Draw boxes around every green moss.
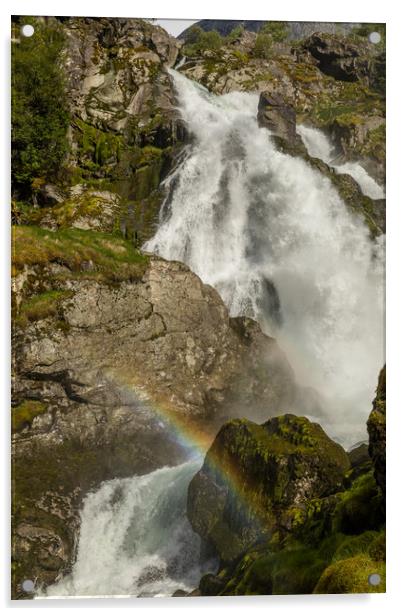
[12,225,149,282]
[12,400,48,432]
[74,118,124,169]
[16,290,73,328]
[223,545,327,595]
[28,191,119,232]
[332,471,384,534]
[314,555,385,593]
[138,145,163,167]
[332,530,380,562]
[368,530,386,562]
[359,123,385,162]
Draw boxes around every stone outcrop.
[25,17,187,245]
[367,365,386,495]
[299,33,373,82]
[187,414,350,562]
[257,92,301,147]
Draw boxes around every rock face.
[367,365,386,495]
[11,226,298,596]
[300,33,373,82]
[187,414,350,562]
[257,92,300,147]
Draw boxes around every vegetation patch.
[16,290,74,328]
[11,18,70,200]
[12,226,149,282]
[12,400,48,433]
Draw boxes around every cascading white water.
[145,70,385,447]
[297,124,385,200]
[43,459,216,598]
[42,71,385,600]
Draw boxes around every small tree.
[11,18,70,199]
[254,33,273,59]
[226,24,245,43]
[260,21,288,43]
[183,29,223,56]
[185,24,203,44]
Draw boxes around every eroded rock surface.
[12,245,298,596]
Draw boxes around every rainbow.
[107,368,276,532]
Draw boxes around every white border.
[2,1,401,614]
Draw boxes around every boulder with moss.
[187,414,350,563]
[367,365,386,495]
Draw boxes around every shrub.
[260,21,288,43]
[254,33,273,59]
[11,18,70,199]
[183,29,223,57]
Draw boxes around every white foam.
[42,459,215,598]
[145,70,385,448]
[297,124,385,200]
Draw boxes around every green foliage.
[260,21,288,42]
[185,25,204,45]
[253,33,273,59]
[314,555,385,593]
[226,25,245,42]
[183,29,224,57]
[11,18,70,197]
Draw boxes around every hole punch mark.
[369,32,381,44]
[368,573,381,586]
[21,24,35,38]
[22,579,35,593]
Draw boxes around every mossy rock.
[188,414,350,562]
[314,554,385,593]
[332,471,384,534]
[332,530,381,562]
[12,400,49,433]
[15,290,74,329]
[367,366,386,495]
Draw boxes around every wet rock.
[367,366,386,495]
[187,414,350,562]
[257,92,301,148]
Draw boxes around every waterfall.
[145,69,385,447]
[297,124,385,200]
[43,459,216,598]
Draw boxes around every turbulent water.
[297,124,385,200]
[145,69,385,447]
[44,459,215,598]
